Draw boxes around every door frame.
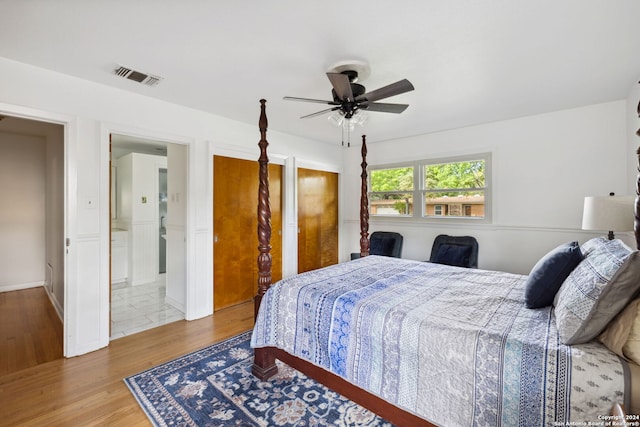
[0,101,76,356]
[101,123,198,326]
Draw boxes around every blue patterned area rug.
[125,331,393,426]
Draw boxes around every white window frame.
[369,152,492,223]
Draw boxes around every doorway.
[0,115,65,372]
[109,134,186,339]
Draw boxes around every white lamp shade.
[582,195,635,232]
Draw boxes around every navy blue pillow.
[432,244,472,267]
[524,241,584,309]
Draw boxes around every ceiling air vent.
[114,65,162,87]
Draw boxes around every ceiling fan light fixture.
[328,109,367,129]
[327,110,345,127]
[351,110,368,126]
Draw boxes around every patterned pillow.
[554,237,640,345]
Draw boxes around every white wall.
[0,56,341,357]
[342,100,636,274]
[166,143,187,310]
[0,132,46,290]
[45,125,65,317]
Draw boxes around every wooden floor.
[0,294,254,426]
[0,287,64,376]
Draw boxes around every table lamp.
[582,193,634,239]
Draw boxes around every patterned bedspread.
[251,255,629,426]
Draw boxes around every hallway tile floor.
[110,279,184,340]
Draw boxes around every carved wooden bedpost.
[255,99,272,319]
[252,99,278,380]
[359,135,370,257]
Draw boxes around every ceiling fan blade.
[283,96,336,105]
[355,79,414,103]
[326,72,355,101]
[300,107,340,119]
[360,102,409,114]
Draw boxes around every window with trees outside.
[369,153,490,221]
[369,166,414,216]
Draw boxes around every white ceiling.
[1,1,639,145]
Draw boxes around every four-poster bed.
[251,99,640,426]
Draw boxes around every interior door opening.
[109,134,187,339]
[0,114,64,373]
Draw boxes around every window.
[369,166,414,216]
[369,153,490,221]
[423,157,487,219]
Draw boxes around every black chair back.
[369,231,403,258]
[351,231,403,259]
[429,234,478,268]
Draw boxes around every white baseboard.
[131,277,156,286]
[0,281,44,293]
[165,295,185,312]
[44,285,64,322]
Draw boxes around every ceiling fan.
[284,69,415,120]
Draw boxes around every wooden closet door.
[213,156,282,311]
[297,168,338,273]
